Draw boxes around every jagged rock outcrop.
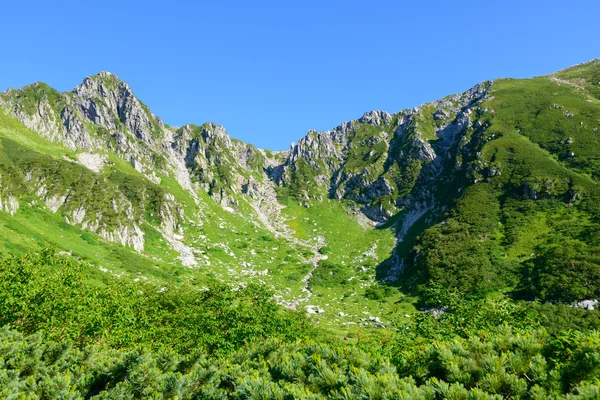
[0,71,491,266]
[276,82,491,224]
[0,74,262,254]
[358,110,392,126]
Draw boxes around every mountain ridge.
[0,59,598,328]
[5,56,599,151]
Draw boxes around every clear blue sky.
[1,1,599,150]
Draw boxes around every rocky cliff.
[0,73,285,259]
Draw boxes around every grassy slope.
[280,199,410,332]
[487,72,600,264]
[405,62,600,302]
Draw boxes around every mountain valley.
[1,59,600,398]
[1,61,600,330]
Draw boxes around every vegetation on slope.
[0,250,312,354]
[0,251,599,398]
[1,62,600,398]
[404,62,600,304]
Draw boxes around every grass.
[278,198,414,332]
[486,76,600,183]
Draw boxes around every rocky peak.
[291,129,346,168]
[199,122,232,147]
[277,80,493,223]
[73,71,131,101]
[173,122,235,166]
[72,71,163,143]
[358,110,392,126]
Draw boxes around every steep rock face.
[0,73,281,254]
[172,122,269,208]
[73,72,163,144]
[276,83,491,223]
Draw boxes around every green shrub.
[317,246,331,255]
[365,284,395,300]
[0,250,312,354]
[516,240,600,302]
[310,260,350,287]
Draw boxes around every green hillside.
[404,62,600,304]
[0,61,599,398]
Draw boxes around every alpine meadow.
[0,58,599,398]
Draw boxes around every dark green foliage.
[80,231,100,246]
[409,184,504,300]
[365,284,395,300]
[317,246,331,255]
[288,157,320,200]
[397,327,600,399]
[536,303,600,335]
[309,260,350,287]
[1,322,599,398]
[498,195,600,302]
[397,288,543,342]
[516,241,600,301]
[0,250,312,354]
[0,328,429,399]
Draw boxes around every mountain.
[0,60,599,328]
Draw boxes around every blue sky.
[1,1,599,150]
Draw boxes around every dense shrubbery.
[1,325,599,398]
[517,241,600,302]
[0,250,311,354]
[535,303,600,335]
[309,260,351,288]
[409,184,504,299]
[409,183,600,304]
[0,251,598,398]
[364,284,396,300]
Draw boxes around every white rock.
[573,300,599,310]
[76,152,106,172]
